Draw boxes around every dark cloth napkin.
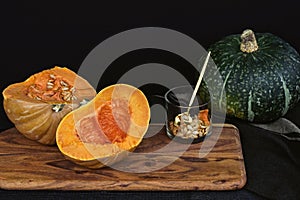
[230,101,300,200]
[230,119,300,200]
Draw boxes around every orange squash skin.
[56,84,151,169]
[3,66,96,145]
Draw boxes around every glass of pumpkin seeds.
[165,85,211,144]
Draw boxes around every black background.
[1,1,300,199]
[1,1,300,130]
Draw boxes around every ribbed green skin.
[208,32,300,123]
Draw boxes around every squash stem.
[240,29,258,53]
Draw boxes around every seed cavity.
[27,73,77,103]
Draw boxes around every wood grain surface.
[0,124,246,191]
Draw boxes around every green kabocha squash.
[208,29,300,123]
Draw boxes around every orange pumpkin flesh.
[2,66,96,145]
[56,84,150,169]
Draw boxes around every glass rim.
[164,84,210,109]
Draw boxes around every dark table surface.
[1,1,300,199]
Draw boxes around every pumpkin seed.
[60,80,68,86]
[169,110,210,140]
[27,93,33,98]
[49,74,56,79]
[63,93,71,101]
[61,91,70,96]
[192,131,198,135]
[65,96,71,101]
[62,87,69,91]
[70,87,75,93]
[34,96,41,100]
[46,85,53,89]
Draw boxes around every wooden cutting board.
[0,124,246,191]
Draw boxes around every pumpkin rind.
[56,84,151,169]
[208,30,300,123]
[3,66,96,145]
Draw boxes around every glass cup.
[164,85,211,144]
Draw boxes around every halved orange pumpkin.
[2,66,96,145]
[56,84,151,169]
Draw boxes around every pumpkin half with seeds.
[2,66,96,145]
[56,84,150,169]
